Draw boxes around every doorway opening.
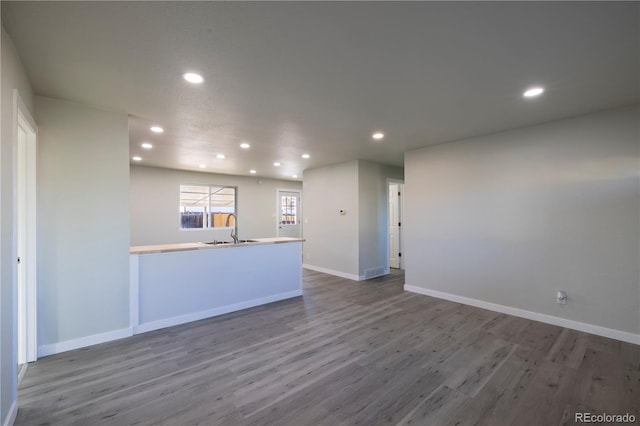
[388,180,404,270]
[15,90,38,380]
[277,189,302,238]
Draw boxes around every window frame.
[179,184,238,230]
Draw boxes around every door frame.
[13,90,38,367]
[276,188,302,238]
[387,178,404,270]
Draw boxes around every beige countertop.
[130,237,304,255]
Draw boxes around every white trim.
[37,328,133,358]
[3,400,18,426]
[13,91,36,130]
[303,264,363,281]
[404,285,640,345]
[134,289,302,334]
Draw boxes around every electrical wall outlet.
[557,290,567,304]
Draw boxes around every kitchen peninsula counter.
[130,237,304,334]
[130,237,304,255]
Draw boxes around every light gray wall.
[130,165,302,246]
[303,159,403,279]
[405,105,640,335]
[36,96,130,346]
[0,24,34,425]
[358,160,404,277]
[303,160,360,277]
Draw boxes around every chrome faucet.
[225,213,239,244]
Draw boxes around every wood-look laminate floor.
[16,269,640,426]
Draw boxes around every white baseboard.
[134,290,303,334]
[404,285,640,345]
[37,327,133,357]
[3,400,17,426]
[17,363,28,387]
[36,290,304,356]
[303,264,362,281]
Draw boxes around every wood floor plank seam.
[15,269,640,426]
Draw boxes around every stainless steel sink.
[200,239,255,245]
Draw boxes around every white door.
[15,91,38,367]
[17,125,28,366]
[389,184,400,268]
[277,190,301,238]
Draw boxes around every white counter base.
[130,241,303,334]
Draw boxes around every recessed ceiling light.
[150,126,164,133]
[372,132,384,140]
[301,153,310,159]
[240,143,251,149]
[273,162,281,167]
[183,72,204,84]
[141,143,153,149]
[523,87,544,98]
[292,174,298,178]
[216,154,226,159]
[249,169,257,174]
[199,164,206,168]
[132,156,142,162]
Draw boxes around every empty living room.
[1,1,638,425]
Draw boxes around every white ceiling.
[3,2,639,181]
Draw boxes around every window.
[179,184,236,229]
[280,195,297,225]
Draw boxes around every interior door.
[389,184,400,268]
[15,92,38,367]
[277,190,301,238]
[17,125,28,366]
